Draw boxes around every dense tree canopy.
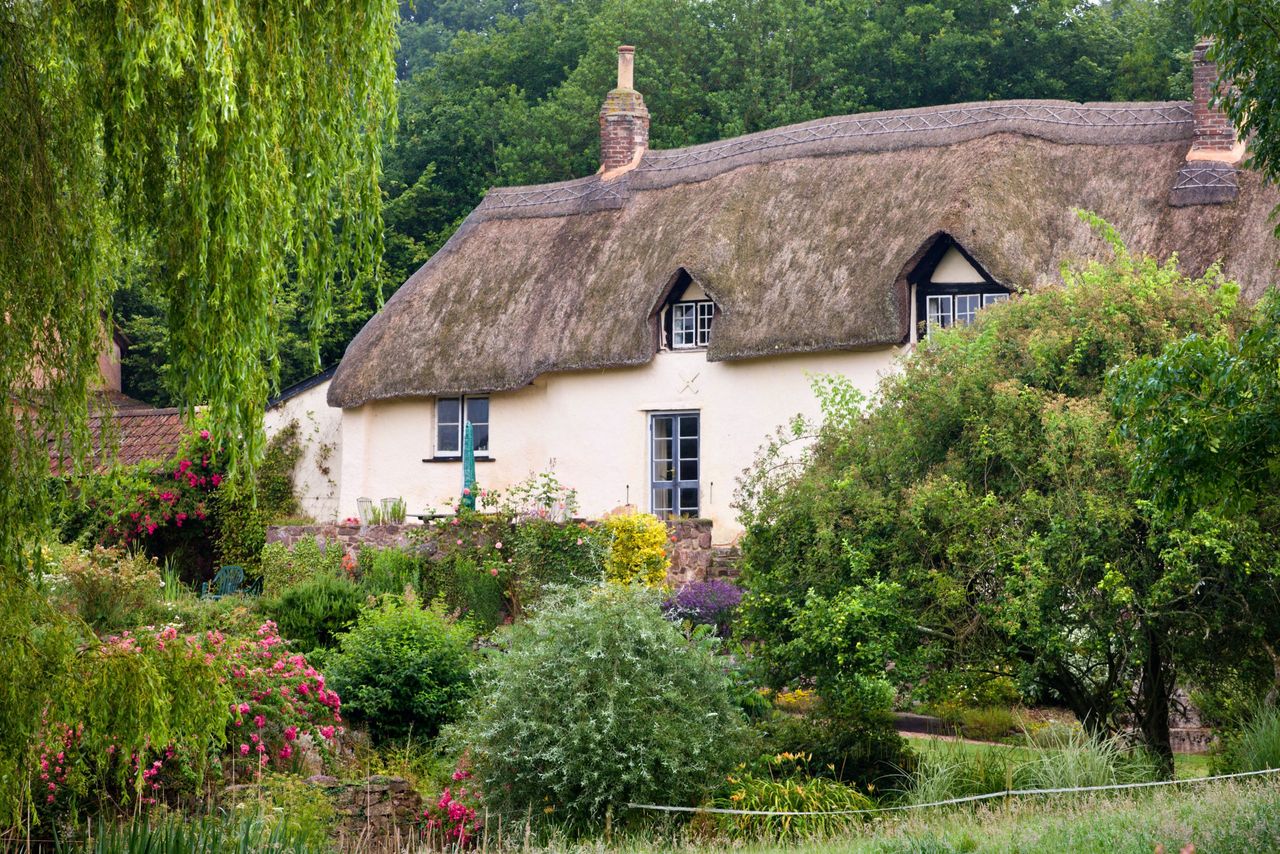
[116,0,1197,404]
[734,218,1272,772]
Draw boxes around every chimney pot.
[617,45,635,90]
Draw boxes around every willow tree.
[0,2,397,561]
[0,1,396,825]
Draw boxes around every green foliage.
[758,680,913,787]
[360,546,422,596]
[211,491,266,573]
[262,573,364,653]
[67,810,326,854]
[954,706,1019,742]
[601,512,671,587]
[455,583,747,828]
[907,730,1155,805]
[1214,705,1280,774]
[257,540,346,597]
[717,753,873,840]
[46,545,162,632]
[736,224,1248,769]
[325,597,476,744]
[257,421,304,522]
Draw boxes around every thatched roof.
[328,99,1280,408]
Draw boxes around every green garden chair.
[201,565,245,599]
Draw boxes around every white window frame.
[983,293,1009,307]
[668,300,715,350]
[435,395,490,458]
[925,295,953,337]
[955,293,982,327]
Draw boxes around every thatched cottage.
[294,42,1280,540]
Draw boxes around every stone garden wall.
[266,518,740,585]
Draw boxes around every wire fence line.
[626,766,1280,817]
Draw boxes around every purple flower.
[662,580,743,635]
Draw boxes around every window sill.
[422,456,495,463]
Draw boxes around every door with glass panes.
[650,412,699,519]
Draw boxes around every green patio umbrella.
[461,420,477,511]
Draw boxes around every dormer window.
[660,269,717,350]
[909,235,1011,340]
[672,301,714,348]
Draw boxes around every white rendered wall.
[931,247,985,283]
[337,347,904,542]
[265,380,343,522]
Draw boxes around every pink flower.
[576,538,584,545]
[450,518,460,526]
[199,429,210,440]
[280,745,293,760]
[463,487,471,496]
[490,567,499,576]
[254,715,266,728]
[283,726,298,742]
[494,541,502,550]
[456,539,463,545]
[211,474,222,487]
[320,725,335,740]
[240,744,250,756]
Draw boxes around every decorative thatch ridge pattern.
[1170,161,1240,206]
[328,100,1280,409]
[477,100,1193,220]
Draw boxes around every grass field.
[550,778,1280,853]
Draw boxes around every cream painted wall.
[931,246,985,283]
[336,347,904,542]
[265,379,343,522]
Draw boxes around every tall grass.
[58,813,321,853]
[1014,727,1156,790]
[1216,704,1280,773]
[906,729,1156,805]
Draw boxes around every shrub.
[360,546,422,597]
[262,573,364,652]
[956,706,1019,741]
[325,598,475,744]
[257,539,346,597]
[457,584,747,828]
[224,622,343,774]
[717,753,872,840]
[49,545,162,631]
[905,741,1017,805]
[506,519,606,608]
[601,512,670,586]
[212,489,265,573]
[759,674,913,788]
[664,579,742,635]
[1214,704,1280,774]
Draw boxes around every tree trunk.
[1138,627,1174,778]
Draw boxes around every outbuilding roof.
[328,99,1280,408]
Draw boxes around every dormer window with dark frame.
[660,269,717,350]
[909,235,1011,340]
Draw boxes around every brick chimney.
[1188,38,1242,163]
[599,46,649,174]
[1169,38,1242,206]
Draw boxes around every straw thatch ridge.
[327,102,1280,409]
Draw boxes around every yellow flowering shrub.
[601,512,670,587]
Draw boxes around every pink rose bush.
[226,621,344,774]
[420,761,483,848]
[29,621,342,822]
